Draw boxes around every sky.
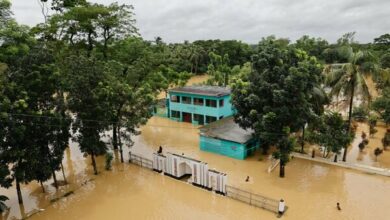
[10,0,390,44]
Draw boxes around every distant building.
[199,117,259,160]
[167,86,234,125]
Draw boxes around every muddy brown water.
[2,75,390,220]
[1,116,390,220]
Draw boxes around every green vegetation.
[231,37,323,177]
[0,0,389,208]
[308,112,353,162]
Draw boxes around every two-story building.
[167,86,234,125]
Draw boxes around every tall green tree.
[206,52,232,86]
[308,112,353,162]
[61,55,110,175]
[231,38,323,177]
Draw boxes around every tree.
[380,53,390,69]
[206,52,233,86]
[0,0,11,28]
[308,112,353,162]
[373,33,390,51]
[295,35,329,60]
[61,55,110,175]
[231,38,323,177]
[372,87,390,125]
[325,47,377,161]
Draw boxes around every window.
[219,99,224,107]
[206,116,217,123]
[193,98,204,106]
[182,96,191,104]
[205,99,217,107]
[171,95,180,103]
[194,114,203,121]
[171,110,180,118]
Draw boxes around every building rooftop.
[200,117,253,144]
[169,86,231,97]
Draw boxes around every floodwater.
[2,75,390,220]
[346,122,390,168]
[1,116,389,220]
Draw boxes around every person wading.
[337,202,342,211]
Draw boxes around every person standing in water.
[245,176,250,182]
[337,202,341,211]
[157,146,163,154]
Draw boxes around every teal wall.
[200,135,258,160]
[168,91,234,125]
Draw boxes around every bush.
[353,108,368,121]
[105,152,113,171]
[374,147,383,161]
[352,106,368,121]
[383,129,390,150]
[358,142,365,152]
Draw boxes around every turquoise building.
[167,86,234,125]
[199,117,259,160]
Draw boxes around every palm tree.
[325,46,377,161]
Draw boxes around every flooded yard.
[1,116,390,220]
[1,75,390,220]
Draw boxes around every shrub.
[105,152,114,171]
[352,106,368,121]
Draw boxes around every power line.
[2,112,293,135]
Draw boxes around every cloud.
[10,0,390,43]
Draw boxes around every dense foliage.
[231,37,324,177]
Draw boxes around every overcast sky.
[10,0,390,44]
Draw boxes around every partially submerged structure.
[199,117,258,160]
[152,152,227,195]
[166,86,234,125]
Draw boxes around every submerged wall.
[200,136,258,160]
[153,152,227,195]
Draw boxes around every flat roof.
[200,117,254,144]
[169,86,231,97]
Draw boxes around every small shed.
[199,117,258,160]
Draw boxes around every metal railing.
[129,152,153,170]
[226,185,281,213]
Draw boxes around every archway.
[178,161,192,181]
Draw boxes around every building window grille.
[219,99,224,107]
[206,99,217,107]
[193,98,204,106]
[182,96,191,104]
[171,95,180,103]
